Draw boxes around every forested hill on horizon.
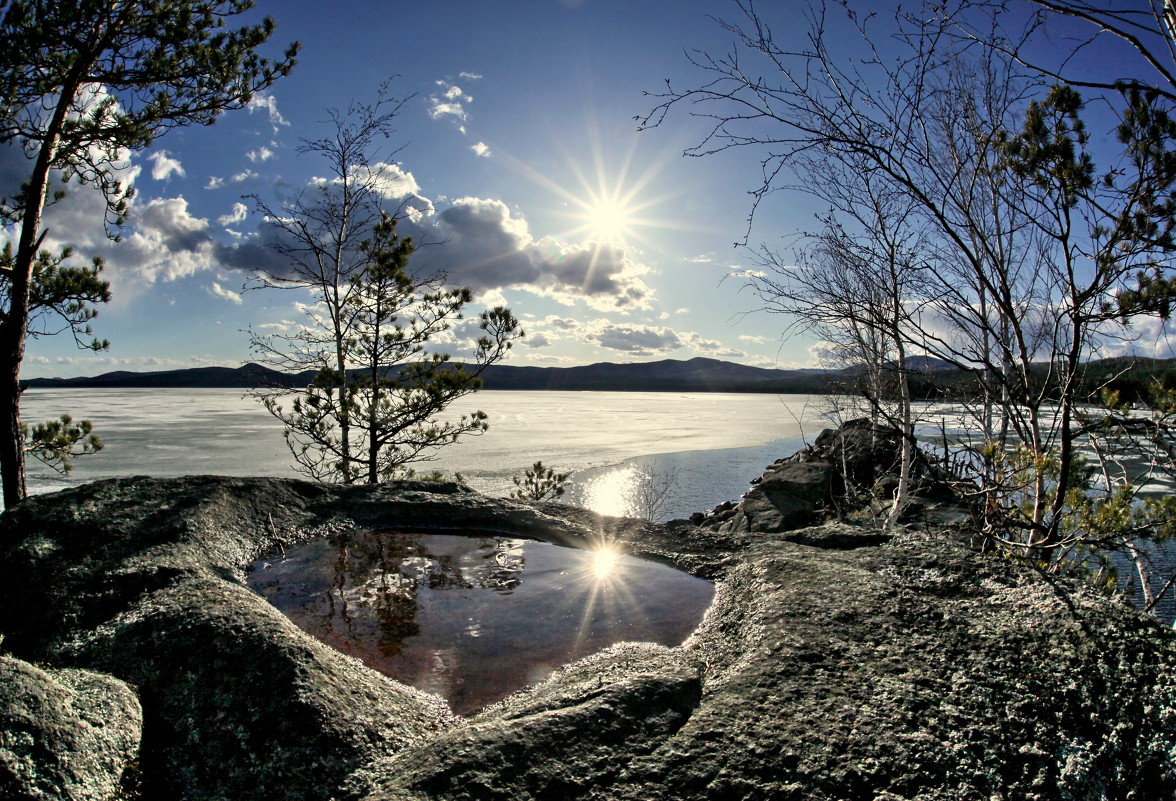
[21,355,1176,400]
[23,357,836,394]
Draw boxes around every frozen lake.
[21,388,828,520]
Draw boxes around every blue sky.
[19,0,820,379]
[14,0,1171,379]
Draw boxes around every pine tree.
[261,213,523,483]
[0,0,298,507]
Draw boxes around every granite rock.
[0,655,141,801]
[0,467,1172,800]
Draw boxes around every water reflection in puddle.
[246,531,714,714]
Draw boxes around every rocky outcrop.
[0,467,1174,800]
[0,655,141,801]
[698,418,905,534]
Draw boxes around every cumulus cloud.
[352,162,420,199]
[206,169,258,190]
[459,71,483,80]
[401,197,654,311]
[247,146,274,163]
[429,101,467,121]
[590,323,681,354]
[148,150,184,180]
[117,196,219,282]
[247,92,289,128]
[515,315,741,360]
[478,288,508,308]
[576,324,741,358]
[429,81,472,123]
[217,202,248,226]
[1101,317,1176,359]
[209,281,242,304]
[681,330,744,359]
[71,162,652,314]
[471,142,491,158]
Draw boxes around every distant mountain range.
[26,353,1165,397]
[22,357,841,394]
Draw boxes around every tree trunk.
[0,106,65,507]
[0,341,26,509]
[885,296,913,532]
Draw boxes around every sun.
[581,194,634,245]
[498,133,681,250]
[589,546,621,581]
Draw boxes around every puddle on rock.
[246,530,714,714]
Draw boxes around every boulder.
[0,470,1173,801]
[0,655,141,801]
[706,419,905,534]
[723,460,839,533]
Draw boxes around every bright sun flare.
[583,196,633,244]
[590,547,621,580]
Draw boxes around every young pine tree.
[263,213,522,483]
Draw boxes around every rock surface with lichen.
[0,428,1174,800]
[0,655,141,801]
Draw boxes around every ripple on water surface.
[246,531,715,714]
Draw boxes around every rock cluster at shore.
[2,424,1175,800]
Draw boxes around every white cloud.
[351,162,420,199]
[590,323,682,353]
[478,288,508,308]
[400,197,655,311]
[148,150,185,180]
[471,142,491,158]
[209,281,243,304]
[684,254,713,264]
[682,331,744,358]
[429,102,467,122]
[459,71,483,80]
[429,81,472,123]
[206,171,652,313]
[1101,317,1176,359]
[207,170,257,189]
[247,146,274,163]
[515,316,740,360]
[739,334,769,344]
[117,196,218,283]
[247,92,288,128]
[217,202,248,226]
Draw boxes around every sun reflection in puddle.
[247,531,714,714]
[589,546,621,580]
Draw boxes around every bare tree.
[749,163,929,529]
[952,1,1176,104]
[642,0,1176,559]
[246,85,411,480]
